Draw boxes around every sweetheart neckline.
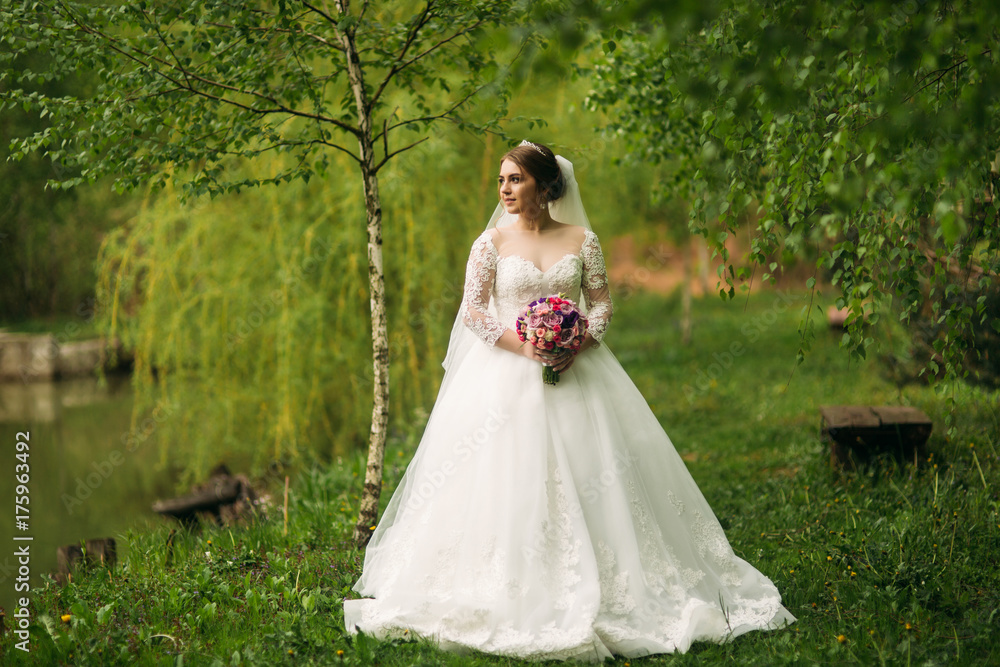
[496,252,581,274]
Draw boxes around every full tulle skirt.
[344,341,795,662]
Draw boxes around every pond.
[0,375,178,617]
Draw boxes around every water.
[0,375,177,617]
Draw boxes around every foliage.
[95,144,470,479]
[588,0,1000,386]
[0,0,525,196]
[0,48,133,322]
[0,0,535,523]
[5,291,998,665]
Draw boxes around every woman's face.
[498,159,542,218]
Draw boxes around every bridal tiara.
[519,139,546,155]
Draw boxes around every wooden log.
[56,544,85,577]
[153,464,263,527]
[85,538,117,567]
[152,477,241,522]
[821,405,933,469]
[55,537,117,585]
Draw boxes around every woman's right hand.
[520,342,546,364]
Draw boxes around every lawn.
[4,289,998,665]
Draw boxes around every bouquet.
[515,294,588,385]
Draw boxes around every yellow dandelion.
[905,622,913,630]
[837,634,847,643]
[827,556,833,561]
[337,650,345,657]
[60,614,72,623]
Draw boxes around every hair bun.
[546,169,566,203]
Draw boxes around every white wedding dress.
[344,228,795,662]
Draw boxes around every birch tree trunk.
[681,239,692,346]
[336,1,389,548]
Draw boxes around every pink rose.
[527,313,544,328]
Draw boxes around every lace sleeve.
[581,229,613,344]
[460,232,506,348]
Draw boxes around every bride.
[343,141,795,661]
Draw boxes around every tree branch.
[853,49,992,132]
[53,0,361,136]
[372,136,429,173]
[369,1,435,107]
[371,14,490,109]
[203,21,345,53]
[300,0,341,29]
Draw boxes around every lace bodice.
[460,228,613,348]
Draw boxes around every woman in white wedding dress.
[344,141,795,662]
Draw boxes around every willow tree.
[589,0,1000,385]
[1,0,528,546]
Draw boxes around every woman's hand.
[537,347,576,373]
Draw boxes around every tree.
[0,48,131,322]
[1,0,530,546]
[589,0,1000,385]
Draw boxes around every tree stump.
[820,405,932,469]
[55,537,117,585]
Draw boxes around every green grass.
[4,290,998,665]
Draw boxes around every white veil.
[440,146,593,379]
